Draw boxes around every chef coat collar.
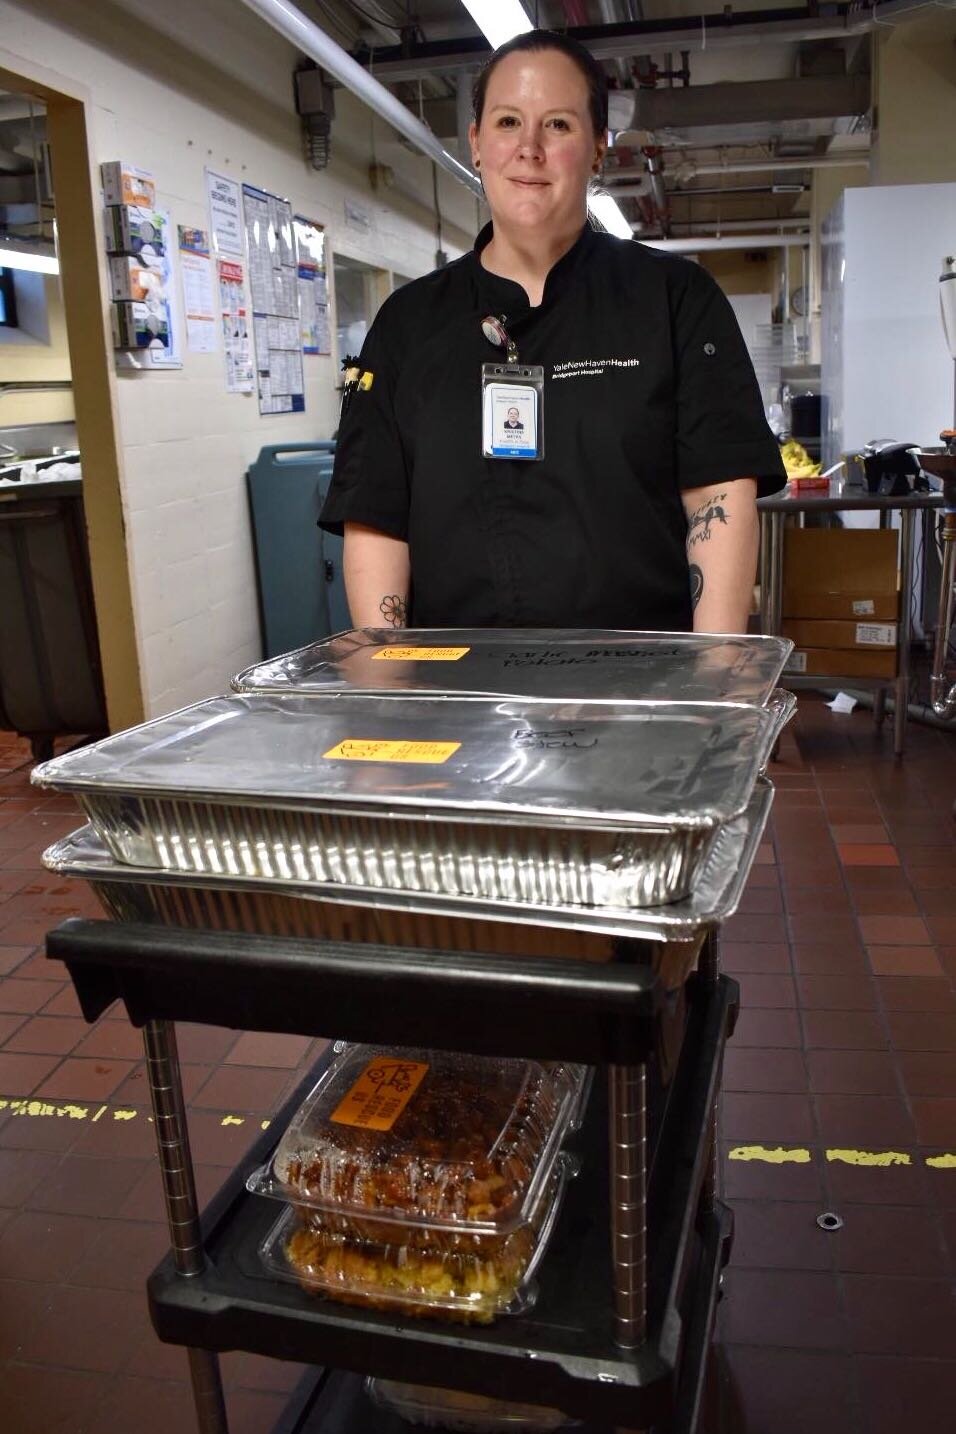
[469,219,598,318]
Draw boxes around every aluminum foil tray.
[233,627,793,705]
[33,694,789,908]
[42,779,773,949]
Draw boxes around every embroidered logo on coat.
[552,358,640,380]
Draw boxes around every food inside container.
[260,1155,571,1324]
[248,1045,577,1250]
[366,1376,580,1431]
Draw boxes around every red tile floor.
[1,698,955,1433]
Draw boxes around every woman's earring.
[474,158,480,168]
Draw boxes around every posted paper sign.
[178,226,217,354]
[206,169,243,256]
[218,259,254,392]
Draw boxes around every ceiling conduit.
[235,0,482,197]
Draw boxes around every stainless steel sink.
[0,421,78,462]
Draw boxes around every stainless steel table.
[758,480,944,757]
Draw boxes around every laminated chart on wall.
[243,183,306,414]
[294,215,331,356]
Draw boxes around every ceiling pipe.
[607,152,870,181]
[669,182,809,197]
[681,153,870,178]
[235,0,481,196]
[668,217,812,231]
[641,234,811,251]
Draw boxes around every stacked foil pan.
[36,629,794,954]
[233,627,791,705]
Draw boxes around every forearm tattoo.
[379,594,407,627]
[689,564,703,609]
[687,492,729,547]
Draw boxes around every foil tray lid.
[233,628,794,706]
[32,693,783,830]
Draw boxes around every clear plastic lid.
[259,1155,571,1325]
[248,1045,577,1243]
[366,1377,580,1431]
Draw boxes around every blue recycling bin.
[246,442,350,659]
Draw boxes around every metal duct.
[362,2,947,81]
[235,0,481,196]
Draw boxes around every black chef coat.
[320,221,786,630]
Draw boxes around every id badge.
[481,362,544,461]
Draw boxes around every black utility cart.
[46,919,735,1434]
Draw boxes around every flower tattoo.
[380,594,407,628]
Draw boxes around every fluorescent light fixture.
[0,237,59,275]
[588,191,633,240]
[460,0,533,49]
[460,3,634,241]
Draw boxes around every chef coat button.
[704,342,716,356]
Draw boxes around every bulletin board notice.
[242,182,305,414]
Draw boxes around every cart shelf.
[46,919,735,1433]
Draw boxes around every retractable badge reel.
[480,315,544,461]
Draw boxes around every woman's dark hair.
[472,29,608,139]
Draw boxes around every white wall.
[1,0,479,717]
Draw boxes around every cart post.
[697,930,721,1214]
[609,1062,648,1349]
[143,1018,230,1434]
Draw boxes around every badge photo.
[483,382,539,459]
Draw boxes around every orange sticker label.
[330,1058,430,1131]
[372,647,470,662]
[322,739,460,764]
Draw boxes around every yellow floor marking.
[728,1145,811,1163]
[4,1098,949,1170]
[826,1149,911,1167]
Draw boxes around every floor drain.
[817,1211,844,1231]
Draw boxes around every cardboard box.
[785,647,897,680]
[100,161,155,208]
[108,255,164,302]
[782,619,898,651]
[783,529,899,621]
[105,204,167,256]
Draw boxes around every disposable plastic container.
[366,1377,580,1431]
[259,1155,571,1324]
[248,1045,578,1251]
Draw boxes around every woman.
[320,29,785,635]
